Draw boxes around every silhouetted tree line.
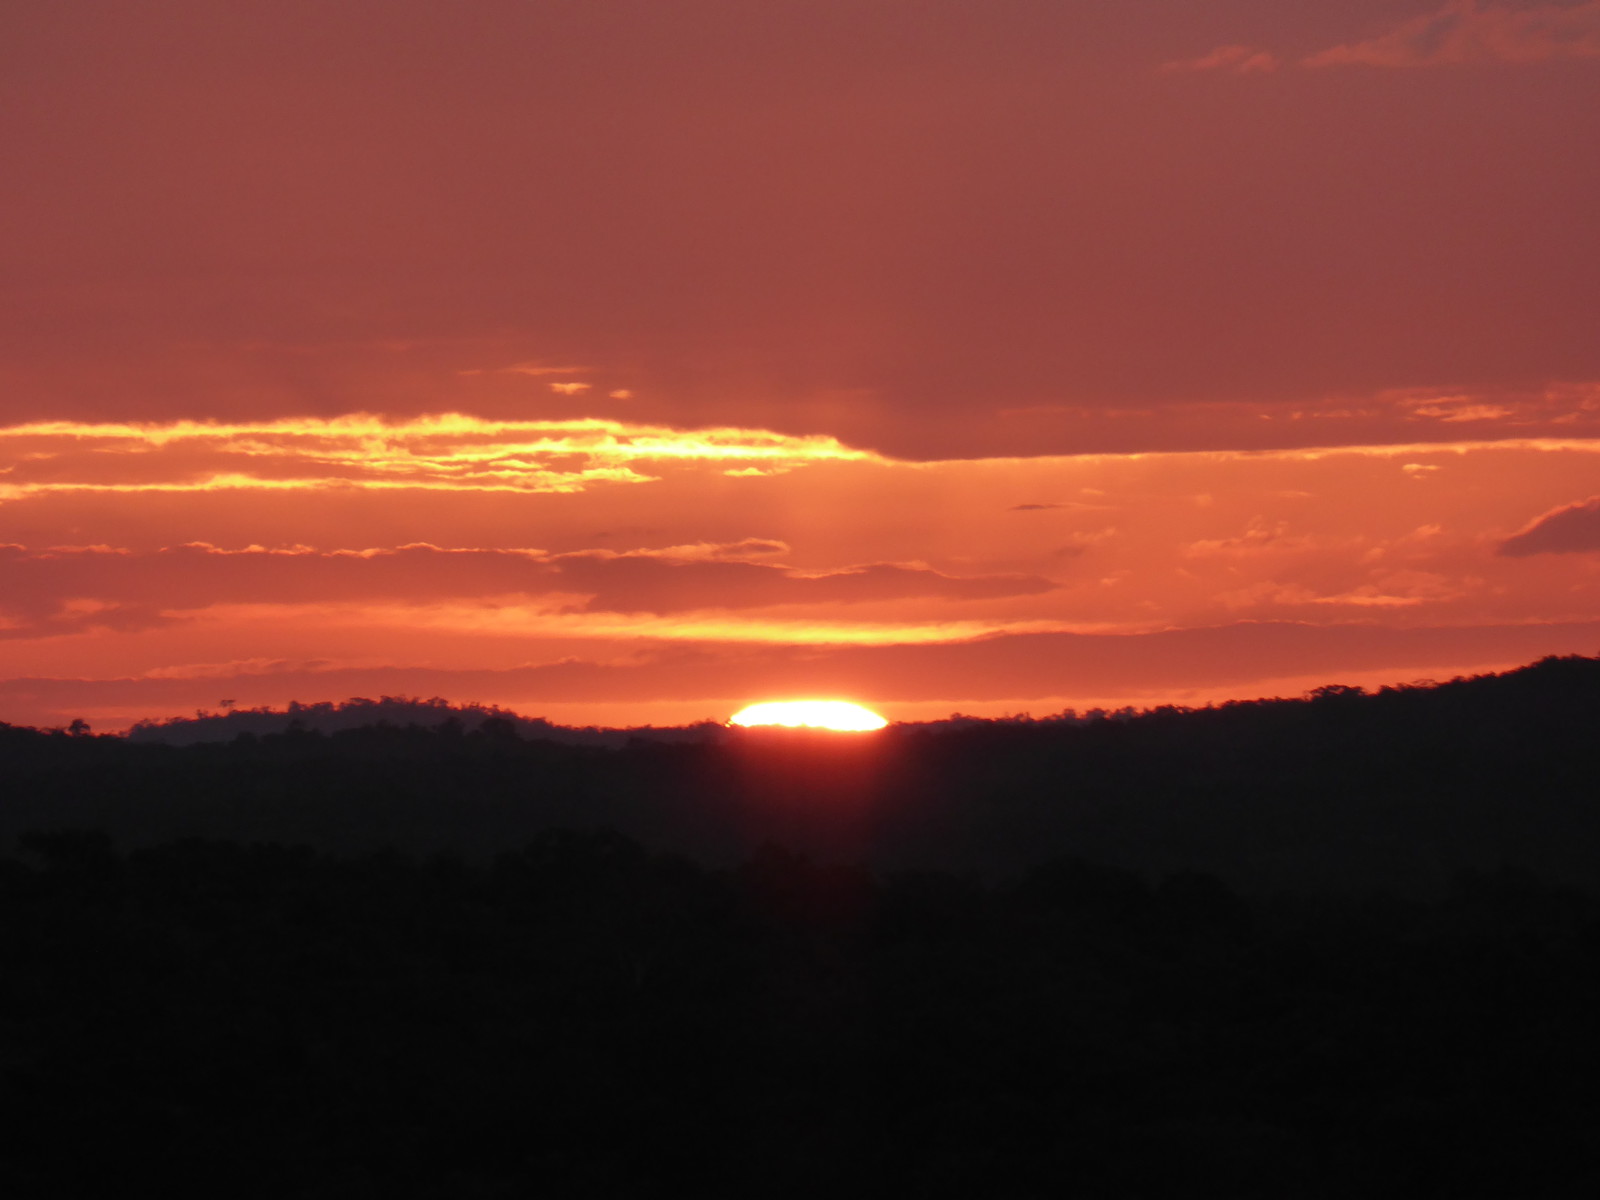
[125,695,714,749]
[2,830,1599,1197]
[8,654,1600,891]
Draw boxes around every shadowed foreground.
[3,831,1599,1198]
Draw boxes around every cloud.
[476,363,595,377]
[1411,404,1516,423]
[0,414,884,500]
[551,555,1056,615]
[624,539,790,561]
[1305,1,1600,68]
[1215,572,1463,611]
[7,4,1600,464]
[1185,520,1316,558]
[1161,44,1280,74]
[1401,392,1519,423]
[1169,4,1600,77]
[0,541,1056,638]
[1498,496,1600,555]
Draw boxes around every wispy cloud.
[1306,0,1600,68]
[1161,44,1280,74]
[1170,3,1600,75]
[457,362,595,377]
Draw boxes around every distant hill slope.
[125,695,722,748]
[6,654,1600,893]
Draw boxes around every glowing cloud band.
[0,414,885,499]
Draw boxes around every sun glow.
[728,700,889,731]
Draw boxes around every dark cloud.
[559,556,1054,613]
[2,1,1597,456]
[1008,503,1061,511]
[1498,497,1600,556]
[0,542,1054,636]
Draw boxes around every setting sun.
[729,700,889,731]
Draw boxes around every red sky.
[4,1,1600,730]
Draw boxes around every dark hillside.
[5,654,1600,892]
[124,695,713,748]
[6,658,1600,1195]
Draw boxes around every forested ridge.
[7,654,1600,889]
[5,656,1600,1195]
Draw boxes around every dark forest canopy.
[6,825,1599,1199]
[6,654,1600,893]
[7,657,1600,1195]
[123,694,722,749]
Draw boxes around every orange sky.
[4,2,1600,731]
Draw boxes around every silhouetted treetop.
[5,654,1600,892]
